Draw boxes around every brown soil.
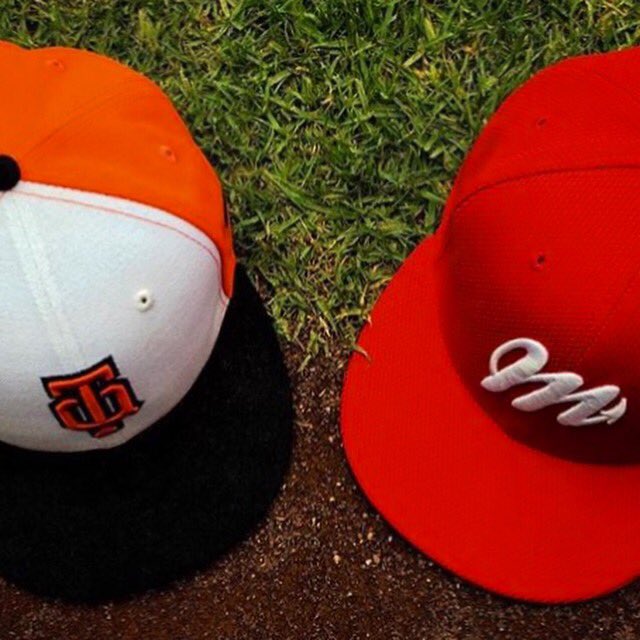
[1,345,640,640]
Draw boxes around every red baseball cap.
[341,47,640,603]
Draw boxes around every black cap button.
[0,155,21,191]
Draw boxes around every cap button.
[0,155,21,191]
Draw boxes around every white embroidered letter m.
[481,338,627,427]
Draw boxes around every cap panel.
[0,182,227,452]
[443,47,640,223]
[0,42,143,158]
[437,168,640,463]
[0,42,235,296]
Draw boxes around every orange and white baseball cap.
[0,41,292,600]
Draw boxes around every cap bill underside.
[0,266,293,602]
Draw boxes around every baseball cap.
[0,41,292,600]
[341,47,640,603]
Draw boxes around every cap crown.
[0,41,234,293]
[434,47,640,464]
[0,43,234,452]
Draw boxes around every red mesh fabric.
[342,47,640,601]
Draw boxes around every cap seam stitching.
[445,62,640,222]
[14,187,222,270]
[571,256,640,373]
[587,66,640,110]
[18,77,147,164]
[2,195,86,369]
[444,163,640,254]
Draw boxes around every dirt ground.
[2,345,640,640]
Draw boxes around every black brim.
[0,266,293,602]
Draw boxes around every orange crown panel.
[0,41,235,295]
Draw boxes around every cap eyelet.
[532,253,547,271]
[135,289,154,312]
[160,145,177,162]
[46,59,65,71]
[535,117,548,128]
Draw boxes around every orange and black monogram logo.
[42,356,143,439]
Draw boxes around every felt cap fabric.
[341,46,640,603]
[0,42,292,600]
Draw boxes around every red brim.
[342,236,640,603]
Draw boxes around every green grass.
[2,0,640,359]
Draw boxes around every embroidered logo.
[42,356,143,439]
[481,338,627,427]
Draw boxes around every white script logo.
[481,338,626,426]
